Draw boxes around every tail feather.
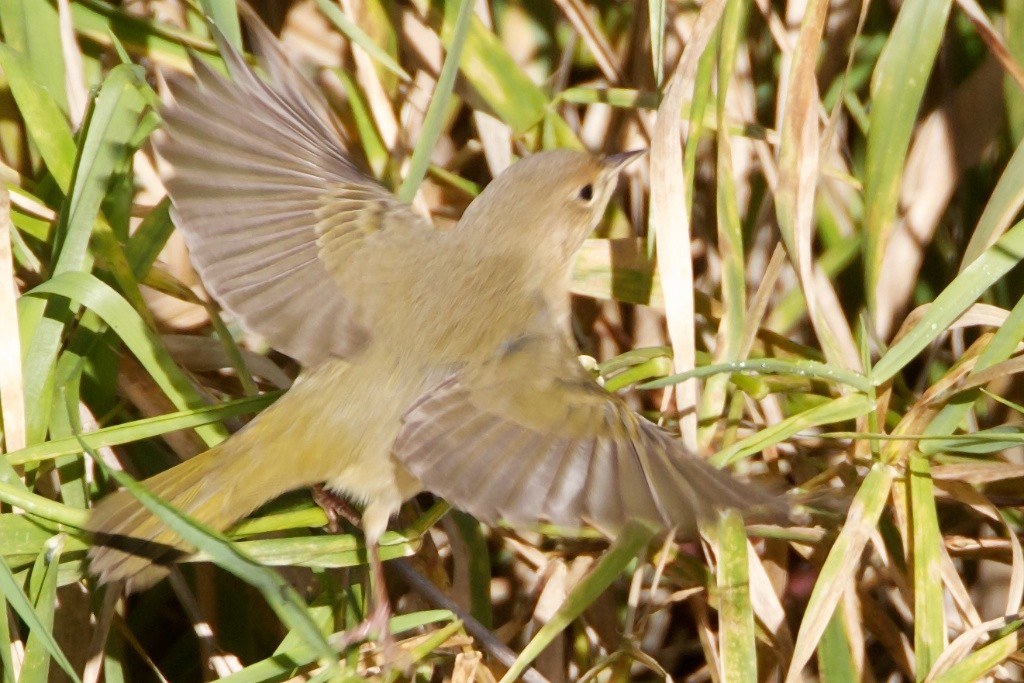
[88,447,222,589]
[87,426,322,590]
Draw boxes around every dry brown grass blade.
[932,464,1024,484]
[956,0,1024,91]
[924,611,1024,682]
[776,0,861,372]
[944,480,1024,617]
[939,543,983,631]
[746,538,794,662]
[552,0,621,82]
[338,0,400,150]
[56,0,87,127]
[738,244,785,358]
[649,0,728,448]
[889,302,1015,349]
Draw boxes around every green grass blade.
[0,551,79,682]
[397,0,473,202]
[0,42,75,189]
[1008,1,1024,140]
[871,218,1024,384]
[648,0,665,87]
[711,393,874,467]
[818,608,858,683]
[862,0,953,306]
[314,0,410,81]
[918,278,1024,455]
[643,357,873,394]
[431,0,553,135]
[960,134,1024,269]
[5,392,277,466]
[24,271,227,445]
[716,510,756,682]
[451,510,493,628]
[698,0,748,449]
[71,0,215,70]
[0,481,88,528]
[0,589,13,682]
[19,536,65,683]
[909,453,945,679]
[0,0,67,113]
[89,454,338,673]
[197,0,241,49]
[19,62,150,444]
[929,622,1024,683]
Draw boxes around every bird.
[87,9,780,627]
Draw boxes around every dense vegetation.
[0,0,1022,681]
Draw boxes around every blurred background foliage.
[0,0,1023,681]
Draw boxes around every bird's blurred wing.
[156,14,435,365]
[394,333,781,537]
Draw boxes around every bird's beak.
[604,149,646,171]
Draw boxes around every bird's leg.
[366,541,393,643]
[311,488,398,658]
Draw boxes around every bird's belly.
[277,357,427,510]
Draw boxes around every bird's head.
[459,149,644,262]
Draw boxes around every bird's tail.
[87,413,321,590]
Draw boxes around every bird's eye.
[578,184,594,202]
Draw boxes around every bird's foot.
[310,484,361,533]
[328,599,410,674]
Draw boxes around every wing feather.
[394,332,785,537]
[156,14,436,365]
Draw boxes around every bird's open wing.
[394,333,783,537]
[156,14,434,365]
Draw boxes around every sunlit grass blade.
[71,0,215,70]
[431,0,556,136]
[710,393,874,467]
[785,464,894,682]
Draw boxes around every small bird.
[88,12,779,611]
